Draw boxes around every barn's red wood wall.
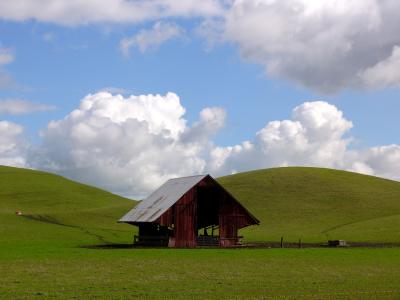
[141,175,259,248]
[219,194,255,247]
[174,187,197,248]
[157,206,173,226]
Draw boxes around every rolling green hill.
[0,165,136,249]
[219,167,400,243]
[2,165,400,247]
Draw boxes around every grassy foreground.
[1,248,400,299]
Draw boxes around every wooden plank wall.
[174,187,197,247]
[157,206,173,226]
[153,177,257,248]
[219,195,254,247]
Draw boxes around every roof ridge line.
[167,174,208,180]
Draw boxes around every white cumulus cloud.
[0,120,26,167]
[31,91,225,198]
[350,145,400,180]
[208,101,400,183]
[218,0,400,93]
[0,91,396,198]
[209,101,353,174]
[120,21,183,57]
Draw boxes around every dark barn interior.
[119,175,259,248]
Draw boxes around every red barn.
[119,174,259,248]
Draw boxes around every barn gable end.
[119,174,259,248]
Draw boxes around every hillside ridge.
[218,167,400,242]
[2,165,400,244]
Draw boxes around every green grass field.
[1,248,400,299]
[1,165,400,299]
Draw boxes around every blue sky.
[1,1,400,197]
[2,19,399,147]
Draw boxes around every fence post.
[280,236,284,248]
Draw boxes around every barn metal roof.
[119,175,207,223]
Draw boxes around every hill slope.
[0,166,136,249]
[2,165,400,246]
[219,167,400,243]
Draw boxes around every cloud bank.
[2,1,400,93]
[209,101,353,174]
[219,0,400,93]
[0,120,26,167]
[30,92,224,197]
[0,91,398,198]
[0,0,222,25]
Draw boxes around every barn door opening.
[196,184,220,246]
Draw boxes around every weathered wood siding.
[174,187,197,248]
[157,206,173,226]
[219,195,254,247]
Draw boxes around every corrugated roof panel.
[119,175,207,223]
